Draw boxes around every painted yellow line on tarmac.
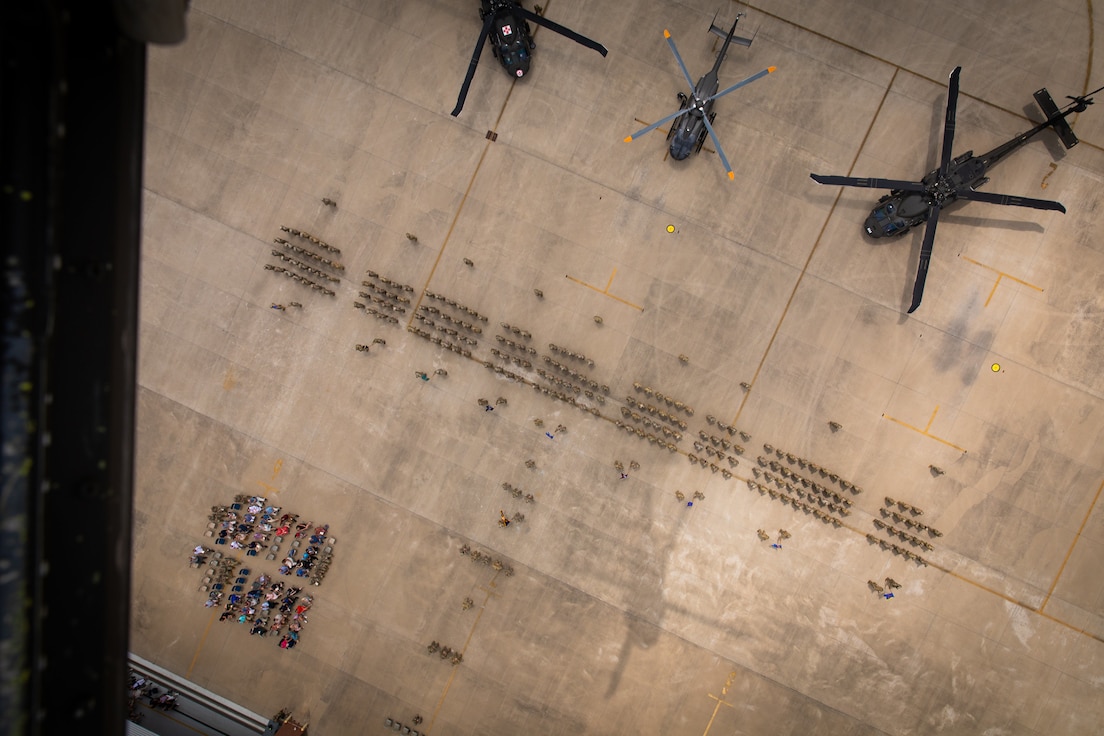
[881,406,967,454]
[564,270,644,312]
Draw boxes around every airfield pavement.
[131,0,1104,734]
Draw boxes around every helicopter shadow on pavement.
[882,204,1046,320]
[600,490,688,700]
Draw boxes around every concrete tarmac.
[133,1,1104,734]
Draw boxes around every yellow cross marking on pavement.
[701,671,738,735]
[565,268,644,311]
[882,405,967,453]
[959,254,1043,307]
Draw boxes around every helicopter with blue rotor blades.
[624,13,776,180]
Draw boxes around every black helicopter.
[625,14,775,179]
[451,0,607,117]
[811,67,1102,312]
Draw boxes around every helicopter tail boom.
[707,15,754,48]
[1033,88,1079,149]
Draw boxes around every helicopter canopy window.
[502,47,528,68]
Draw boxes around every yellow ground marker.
[726,68,900,431]
[425,573,503,733]
[257,459,284,495]
[1040,476,1104,614]
[701,671,738,735]
[830,516,1104,644]
[565,268,644,311]
[959,254,1043,307]
[881,405,967,453]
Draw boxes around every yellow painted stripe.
[1041,475,1104,612]
[564,273,645,311]
[425,573,501,732]
[881,412,968,453]
[730,68,900,425]
[185,608,219,679]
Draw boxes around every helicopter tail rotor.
[1064,83,1104,112]
[1034,88,1080,148]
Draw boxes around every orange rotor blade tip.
[624,136,633,143]
[768,66,777,73]
[663,29,671,38]
[727,171,735,180]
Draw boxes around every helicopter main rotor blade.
[664,30,698,90]
[624,107,693,143]
[955,189,1066,213]
[907,204,940,314]
[939,66,962,175]
[515,6,608,57]
[451,13,495,117]
[701,112,734,180]
[809,174,928,192]
[702,66,776,105]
